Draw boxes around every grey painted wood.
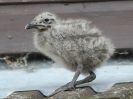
[0,0,129,5]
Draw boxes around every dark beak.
[25,24,36,29]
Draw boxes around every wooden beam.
[0,0,130,5]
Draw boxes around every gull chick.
[25,12,114,96]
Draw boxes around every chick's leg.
[47,63,83,97]
[75,71,96,86]
[47,71,95,97]
[63,71,96,89]
[58,71,96,91]
[66,63,83,90]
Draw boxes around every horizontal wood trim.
[0,0,130,5]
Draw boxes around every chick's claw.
[54,82,76,93]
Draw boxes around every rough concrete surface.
[5,82,133,99]
[94,82,133,99]
[5,90,45,99]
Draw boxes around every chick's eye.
[44,18,49,22]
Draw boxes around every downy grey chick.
[25,12,114,96]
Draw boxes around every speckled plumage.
[31,12,114,74]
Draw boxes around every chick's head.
[25,12,57,31]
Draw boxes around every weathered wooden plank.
[0,1,133,53]
[0,0,129,5]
